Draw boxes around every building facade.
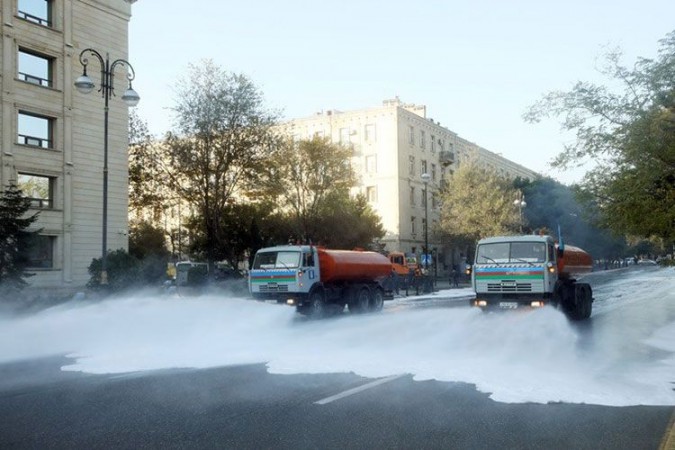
[287,98,539,274]
[0,0,135,292]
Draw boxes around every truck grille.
[487,282,532,293]
[259,284,288,292]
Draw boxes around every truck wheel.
[348,287,370,314]
[565,283,591,321]
[579,283,593,320]
[307,288,326,319]
[369,288,384,312]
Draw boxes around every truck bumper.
[251,292,307,305]
[472,293,554,310]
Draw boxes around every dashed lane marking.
[314,375,405,405]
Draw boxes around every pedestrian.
[451,266,459,288]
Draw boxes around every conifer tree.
[0,184,40,294]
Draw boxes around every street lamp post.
[421,173,431,273]
[513,191,527,233]
[74,49,139,285]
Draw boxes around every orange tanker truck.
[467,234,594,320]
[249,245,394,317]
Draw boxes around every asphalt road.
[1,355,673,449]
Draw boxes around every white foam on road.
[1,269,674,406]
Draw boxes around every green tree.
[524,30,675,242]
[129,221,169,259]
[157,60,279,272]
[128,110,167,221]
[0,184,40,295]
[257,136,357,242]
[185,201,278,270]
[315,193,385,249]
[439,159,520,246]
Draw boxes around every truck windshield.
[476,242,547,264]
[253,251,301,269]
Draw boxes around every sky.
[1,267,674,406]
[128,1,675,185]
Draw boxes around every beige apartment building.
[287,98,539,274]
[0,0,136,293]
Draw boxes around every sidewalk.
[392,277,475,304]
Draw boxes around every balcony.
[439,151,454,167]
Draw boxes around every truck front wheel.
[301,288,326,319]
[560,282,592,321]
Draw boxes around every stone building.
[0,0,136,293]
[286,98,539,274]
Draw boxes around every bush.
[87,249,168,293]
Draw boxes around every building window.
[18,48,53,87]
[18,111,53,148]
[408,125,414,145]
[410,186,415,205]
[432,193,438,209]
[431,163,437,181]
[411,216,416,235]
[18,173,55,208]
[409,156,415,176]
[365,155,377,173]
[366,186,378,202]
[421,159,428,176]
[420,130,426,149]
[26,235,55,269]
[431,135,436,152]
[364,124,376,141]
[339,127,350,144]
[422,188,427,208]
[18,0,52,27]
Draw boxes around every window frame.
[366,186,378,202]
[17,0,53,27]
[17,172,56,209]
[365,154,377,173]
[18,47,54,88]
[339,127,350,144]
[18,110,54,149]
[364,123,376,142]
[26,235,56,269]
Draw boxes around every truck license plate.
[499,302,518,309]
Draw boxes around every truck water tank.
[318,249,392,283]
[557,245,593,276]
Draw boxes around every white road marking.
[314,375,405,405]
